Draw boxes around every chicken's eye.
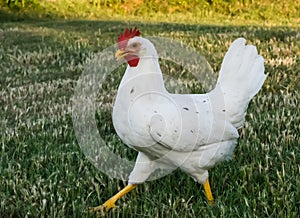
[131,43,138,48]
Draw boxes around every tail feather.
[217,38,267,128]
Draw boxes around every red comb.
[118,27,140,49]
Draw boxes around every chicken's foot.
[89,184,137,213]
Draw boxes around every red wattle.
[126,55,140,67]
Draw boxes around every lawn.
[0,11,299,218]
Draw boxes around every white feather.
[217,38,266,128]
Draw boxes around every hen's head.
[116,28,158,67]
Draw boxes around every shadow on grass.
[1,17,298,60]
[1,14,298,39]
[0,8,25,21]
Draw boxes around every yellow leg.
[203,179,214,205]
[90,184,137,213]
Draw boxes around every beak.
[115,49,128,60]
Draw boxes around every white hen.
[90,28,266,212]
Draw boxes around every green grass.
[1,0,300,27]
[0,18,299,217]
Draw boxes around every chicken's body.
[90,29,266,213]
[113,36,265,185]
[113,59,239,184]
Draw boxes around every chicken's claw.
[89,184,137,213]
[89,197,117,214]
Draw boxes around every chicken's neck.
[119,57,166,92]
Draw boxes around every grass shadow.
[0,8,25,22]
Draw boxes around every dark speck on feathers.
[157,133,162,137]
[183,107,189,111]
[196,112,199,114]
[222,109,226,112]
[130,88,134,94]
[203,100,206,103]
[190,130,194,133]
[154,110,157,113]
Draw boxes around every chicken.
[90,28,266,212]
